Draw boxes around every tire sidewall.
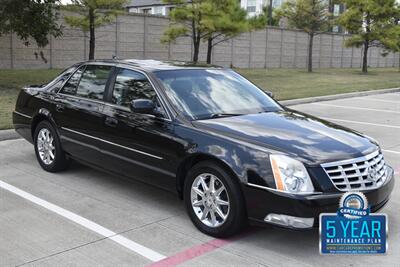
[184,161,245,237]
[34,120,65,172]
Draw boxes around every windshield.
[154,69,282,120]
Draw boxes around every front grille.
[321,150,387,192]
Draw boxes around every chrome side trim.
[14,111,32,119]
[61,127,163,160]
[58,93,105,105]
[247,182,272,191]
[61,135,174,177]
[57,93,171,122]
[246,182,322,195]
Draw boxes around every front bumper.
[243,166,395,229]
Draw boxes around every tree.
[161,0,210,63]
[266,0,280,26]
[63,0,126,60]
[339,0,400,73]
[203,0,265,64]
[268,0,273,26]
[162,0,266,64]
[277,0,332,72]
[0,0,62,47]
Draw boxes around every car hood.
[192,110,378,165]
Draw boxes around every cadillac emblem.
[366,164,378,182]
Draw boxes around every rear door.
[53,64,113,166]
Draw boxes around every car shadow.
[68,160,321,254]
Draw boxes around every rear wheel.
[184,161,246,237]
[34,120,69,172]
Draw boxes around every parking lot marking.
[356,98,400,104]
[382,149,400,155]
[0,180,166,262]
[312,103,400,114]
[395,166,400,175]
[319,117,400,129]
[147,228,259,267]
[147,238,232,267]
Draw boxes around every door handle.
[105,117,118,127]
[56,104,65,112]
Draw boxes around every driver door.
[100,68,180,191]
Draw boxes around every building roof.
[126,0,190,8]
[126,0,170,8]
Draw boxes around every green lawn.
[0,67,399,130]
[0,69,62,130]
[236,68,400,100]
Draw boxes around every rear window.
[59,66,86,96]
[45,66,78,93]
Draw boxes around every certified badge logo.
[338,192,369,219]
[320,192,388,255]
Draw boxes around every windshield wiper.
[208,113,244,119]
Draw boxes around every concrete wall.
[0,13,399,69]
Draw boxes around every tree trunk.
[268,0,273,26]
[307,33,314,73]
[362,41,369,73]
[193,38,199,63]
[192,32,201,63]
[191,18,200,63]
[89,8,95,60]
[206,37,213,64]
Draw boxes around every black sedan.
[13,59,394,237]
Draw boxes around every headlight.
[270,154,314,194]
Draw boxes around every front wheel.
[34,120,69,172]
[184,161,246,237]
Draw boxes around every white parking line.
[356,98,400,104]
[382,149,400,155]
[312,103,400,114]
[0,180,166,262]
[319,117,400,129]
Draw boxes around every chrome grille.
[321,150,387,192]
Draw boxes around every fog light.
[264,213,314,229]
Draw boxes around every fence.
[0,12,399,69]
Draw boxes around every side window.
[59,66,85,96]
[112,69,157,107]
[47,66,77,93]
[76,65,112,101]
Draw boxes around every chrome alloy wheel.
[190,173,230,228]
[37,128,56,165]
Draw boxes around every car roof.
[86,59,224,72]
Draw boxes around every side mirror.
[266,91,274,98]
[130,99,156,114]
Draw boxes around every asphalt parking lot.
[0,92,399,267]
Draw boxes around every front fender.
[175,125,277,190]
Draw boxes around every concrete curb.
[280,87,400,106]
[0,129,20,142]
[0,87,399,142]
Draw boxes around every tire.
[184,161,246,237]
[34,120,69,172]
